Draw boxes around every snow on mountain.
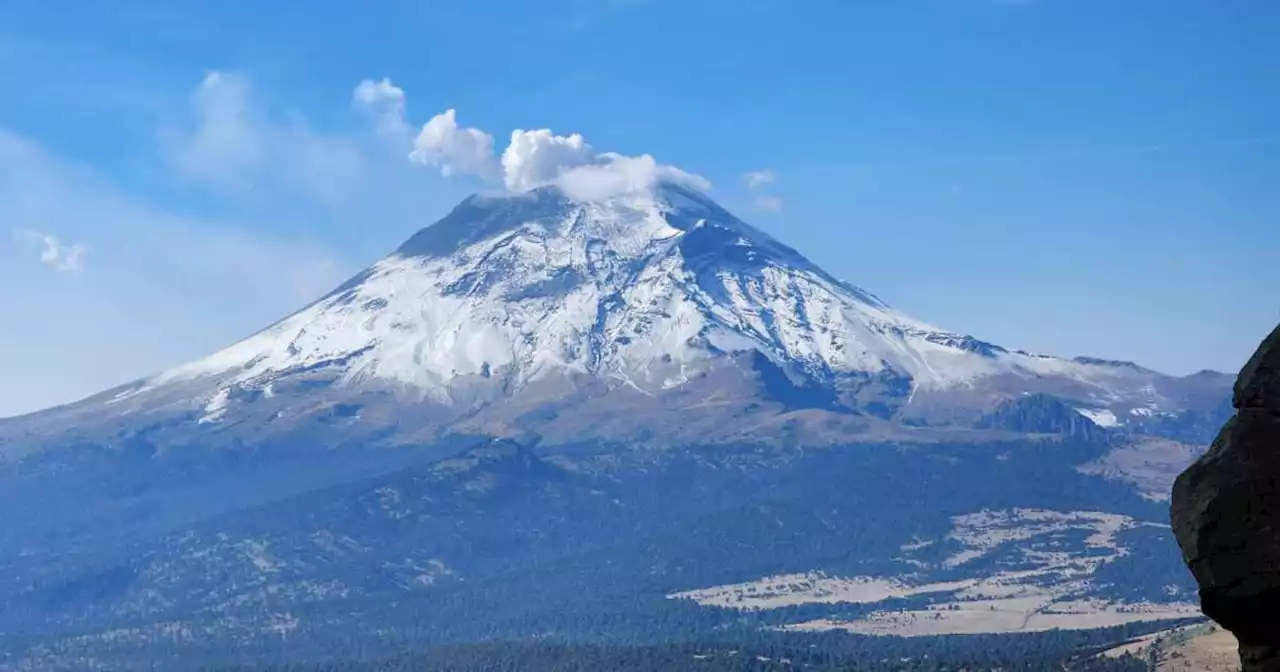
[45,182,1228,445]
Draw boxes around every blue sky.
[1,0,1277,416]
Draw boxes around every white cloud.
[405,111,709,200]
[743,170,775,190]
[353,77,408,138]
[556,153,711,201]
[409,109,502,181]
[18,230,86,274]
[501,128,595,192]
[743,169,782,212]
[164,71,260,186]
[376,78,710,201]
[162,71,368,208]
[499,127,709,199]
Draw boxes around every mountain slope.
[2,434,1193,668]
[3,183,1229,455]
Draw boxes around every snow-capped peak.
[142,183,1212,425]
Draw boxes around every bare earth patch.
[1077,437,1203,502]
[668,508,1198,636]
[1101,623,1240,671]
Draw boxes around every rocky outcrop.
[975,393,1110,442]
[1172,323,1280,671]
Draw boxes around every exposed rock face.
[1172,323,1280,671]
[975,393,1110,442]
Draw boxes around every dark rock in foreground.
[1172,323,1280,671]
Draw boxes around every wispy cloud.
[353,77,408,138]
[16,230,86,274]
[743,169,782,212]
[743,170,775,190]
[0,128,353,302]
[161,71,368,209]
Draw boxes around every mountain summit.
[5,183,1228,451]
[152,184,969,403]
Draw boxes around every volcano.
[0,183,1230,669]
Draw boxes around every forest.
[203,632,1157,671]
